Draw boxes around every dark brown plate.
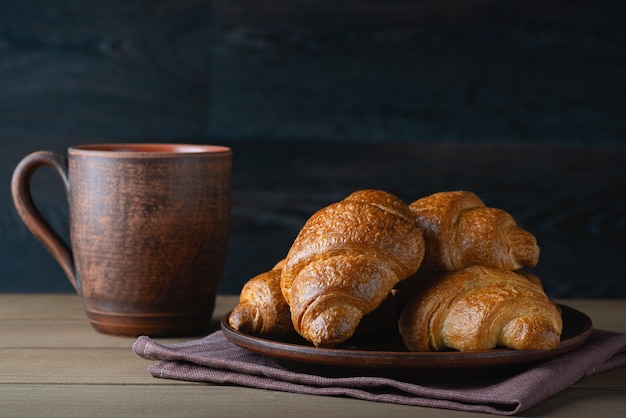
[221,304,592,372]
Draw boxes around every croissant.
[407,190,539,279]
[281,189,425,347]
[228,260,293,335]
[398,265,563,351]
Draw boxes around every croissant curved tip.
[228,304,258,333]
[508,226,540,267]
[501,316,562,350]
[304,305,363,347]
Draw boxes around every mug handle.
[11,151,79,293]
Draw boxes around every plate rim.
[220,303,593,370]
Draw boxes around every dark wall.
[1,1,625,297]
[1,0,211,292]
[209,0,624,143]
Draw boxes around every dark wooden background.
[1,0,624,298]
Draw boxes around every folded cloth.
[133,329,626,416]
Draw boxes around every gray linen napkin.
[133,330,626,416]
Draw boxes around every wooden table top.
[1,294,625,418]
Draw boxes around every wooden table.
[1,294,624,417]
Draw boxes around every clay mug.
[11,144,232,337]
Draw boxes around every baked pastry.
[228,260,293,335]
[398,265,563,351]
[281,189,425,347]
[408,190,539,279]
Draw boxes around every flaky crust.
[228,260,293,335]
[408,191,539,278]
[281,189,425,347]
[398,265,563,351]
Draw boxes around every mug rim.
[69,143,231,157]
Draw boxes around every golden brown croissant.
[228,260,293,335]
[398,265,563,351]
[281,189,425,347]
[408,190,539,278]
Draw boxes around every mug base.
[85,308,215,337]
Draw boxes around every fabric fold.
[133,329,626,416]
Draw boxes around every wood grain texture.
[222,142,626,299]
[3,142,626,298]
[209,0,625,143]
[0,295,625,418]
[0,385,476,418]
[0,294,229,348]
[3,381,624,418]
[1,1,624,298]
[0,0,211,294]
[0,0,210,140]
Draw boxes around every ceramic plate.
[221,304,592,373]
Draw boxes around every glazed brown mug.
[11,144,232,337]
